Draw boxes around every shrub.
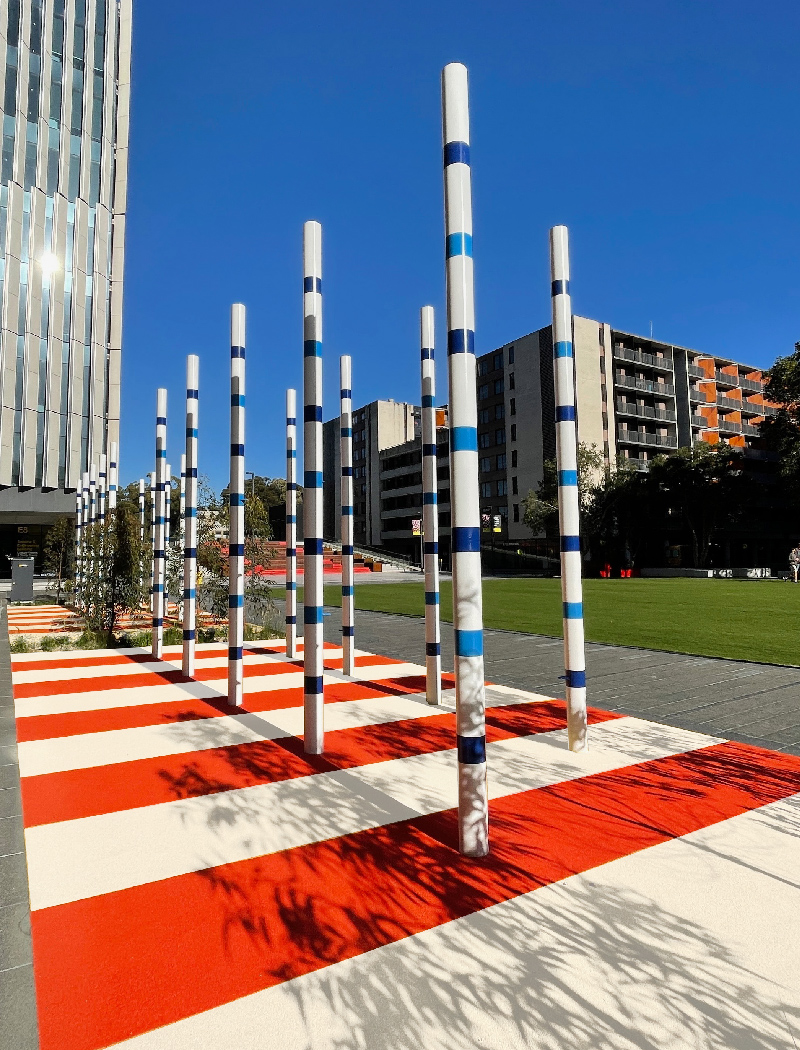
[10,636,33,653]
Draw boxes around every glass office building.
[0,0,131,564]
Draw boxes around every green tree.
[42,516,75,603]
[79,499,147,638]
[522,443,603,537]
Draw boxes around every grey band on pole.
[303,220,324,754]
[98,454,107,524]
[340,355,355,676]
[152,389,168,659]
[420,305,442,706]
[228,304,246,707]
[183,355,199,678]
[549,224,588,751]
[285,388,298,660]
[108,441,118,511]
[442,61,489,857]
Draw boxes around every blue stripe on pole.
[341,506,353,515]
[185,547,197,557]
[288,482,298,491]
[444,140,470,166]
[188,468,198,478]
[304,675,323,694]
[230,492,244,506]
[152,618,163,627]
[451,426,477,452]
[553,341,573,359]
[556,405,576,422]
[229,594,244,608]
[157,450,167,459]
[342,466,353,476]
[304,606,323,624]
[304,405,322,422]
[303,276,322,293]
[425,591,439,605]
[231,346,245,359]
[423,444,437,457]
[340,388,351,399]
[558,470,578,487]
[286,615,297,624]
[183,588,196,600]
[551,280,570,297]
[287,416,296,426]
[560,535,581,552]
[183,629,195,640]
[452,526,480,553]
[424,541,438,555]
[231,444,244,457]
[446,232,473,258]
[340,427,352,438]
[421,394,434,408]
[186,428,198,438]
[231,394,245,407]
[304,340,322,357]
[421,348,434,360]
[425,642,441,656]
[156,416,167,425]
[304,471,323,488]
[187,388,198,399]
[288,450,297,459]
[342,585,354,596]
[287,581,296,591]
[287,514,296,524]
[228,646,243,660]
[229,543,245,557]
[563,601,583,619]
[455,629,483,657]
[566,669,586,688]
[423,492,437,505]
[457,735,486,764]
[286,547,296,557]
[305,538,324,555]
[187,508,197,519]
[343,626,355,637]
[343,544,353,555]
[447,329,475,355]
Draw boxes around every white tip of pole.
[286,388,296,415]
[420,305,435,348]
[157,387,167,415]
[339,355,351,386]
[187,354,199,387]
[442,63,470,144]
[549,225,570,283]
[303,221,322,278]
[231,304,246,347]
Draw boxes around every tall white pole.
[228,303,246,707]
[285,388,298,660]
[340,355,355,675]
[183,356,199,678]
[81,471,90,611]
[149,471,156,611]
[550,225,588,752]
[164,463,171,554]
[420,305,442,705]
[442,62,488,857]
[98,454,107,525]
[108,441,118,511]
[74,491,83,609]
[303,220,324,754]
[179,453,186,547]
[152,389,167,659]
[138,478,145,542]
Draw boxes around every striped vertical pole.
[303,220,324,754]
[149,471,156,611]
[108,441,118,511]
[89,464,97,528]
[74,491,83,609]
[228,304,246,707]
[285,388,298,660]
[164,464,171,608]
[98,454,107,525]
[179,454,186,547]
[442,62,488,857]
[420,305,442,705]
[138,479,145,542]
[550,225,588,752]
[152,389,167,659]
[183,355,199,678]
[340,355,355,676]
[81,472,90,612]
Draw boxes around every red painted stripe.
[20,703,623,826]
[30,741,800,1050]
[15,674,458,743]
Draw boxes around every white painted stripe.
[108,794,800,1050]
[24,718,720,911]
[18,693,451,777]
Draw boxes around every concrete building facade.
[0,0,131,565]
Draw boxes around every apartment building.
[322,399,419,546]
[378,422,450,561]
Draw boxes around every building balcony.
[741,422,761,438]
[615,374,675,397]
[761,404,778,417]
[623,458,650,472]
[739,376,762,394]
[717,394,745,410]
[688,363,708,379]
[613,346,674,373]
[719,419,742,435]
[739,400,766,418]
[690,388,712,404]
[615,400,676,422]
[715,370,739,388]
[617,428,678,449]
[691,414,710,428]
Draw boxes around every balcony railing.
[615,374,675,396]
[739,376,762,393]
[625,458,650,471]
[691,415,709,427]
[617,428,678,449]
[688,364,708,379]
[739,400,766,418]
[690,388,712,403]
[715,369,739,388]
[761,404,779,417]
[741,422,761,437]
[717,394,744,410]
[719,419,742,435]
[615,400,676,422]
[613,346,674,372]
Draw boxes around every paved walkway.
[315,606,800,756]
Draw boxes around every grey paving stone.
[0,786,21,820]
[0,852,29,909]
[0,963,39,1050]
[0,763,19,791]
[0,902,32,972]
[0,815,24,857]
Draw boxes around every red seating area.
[251,541,377,576]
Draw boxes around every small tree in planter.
[80,499,148,642]
[42,516,75,604]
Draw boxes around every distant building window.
[479,408,490,424]
[511,450,517,467]
[494,379,504,395]
[479,432,491,449]
[513,503,519,522]
[478,359,489,376]
[493,352,503,370]
[495,428,506,445]
[499,504,508,518]
[480,457,491,472]
[510,424,517,442]
[497,479,508,496]
[512,476,518,495]
[480,482,492,498]
[496,453,507,470]
[509,346,515,364]
[478,384,489,400]
[509,372,515,390]
[495,404,505,420]
[510,398,516,415]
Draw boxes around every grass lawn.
[315,578,800,666]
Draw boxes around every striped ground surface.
[6,603,215,636]
[12,639,800,1050]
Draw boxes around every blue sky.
[120,0,800,491]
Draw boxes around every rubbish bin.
[9,556,35,602]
